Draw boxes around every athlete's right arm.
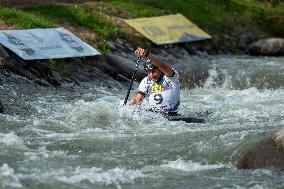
[128,91,144,105]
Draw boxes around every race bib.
[151,83,163,93]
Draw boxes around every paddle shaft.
[123,57,141,105]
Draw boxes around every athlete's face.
[147,68,162,83]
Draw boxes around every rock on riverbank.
[249,38,284,56]
[0,36,211,89]
[237,126,284,169]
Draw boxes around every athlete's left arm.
[135,47,174,77]
[147,54,174,77]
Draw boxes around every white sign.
[0,28,100,60]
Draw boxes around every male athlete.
[130,47,180,115]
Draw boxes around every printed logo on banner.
[3,32,35,56]
[57,30,84,53]
[125,14,211,45]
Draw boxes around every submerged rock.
[249,38,284,56]
[237,126,284,169]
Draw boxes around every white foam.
[161,158,229,172]
[65,100,121,130]
[58,167,147,185]
[0,132,24,146]
[0,164,22,188]
[252,169,272,177]
[23,146,68,161]
[203,68,219,88]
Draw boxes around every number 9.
[154,94,163,105]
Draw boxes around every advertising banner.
[125,14,211,45]
[0,28,100,60]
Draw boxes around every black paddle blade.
[166,115,205,123]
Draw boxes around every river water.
[0,56,283,189]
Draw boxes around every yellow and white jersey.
[138,69,180,113]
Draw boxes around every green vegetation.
[23,4,118,38]
[94,1,161,18]
[21,4,122,52]
[105,0,284,37]
[47,59,70,78]
[227,0,284,36]
[0,0,283,52]
[0,6,56,28]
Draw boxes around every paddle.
[123,56,142,105]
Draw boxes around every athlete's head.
[144,59,163,83]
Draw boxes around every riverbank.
[0,38,210,89]
[1,0,284,54]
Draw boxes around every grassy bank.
[0,6,56,28]
[0,0,283,52]
[110,0,284,37]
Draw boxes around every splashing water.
[0,56,283,189]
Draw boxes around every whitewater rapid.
[0,55,283,189]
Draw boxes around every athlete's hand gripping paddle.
[123,56,141,105]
